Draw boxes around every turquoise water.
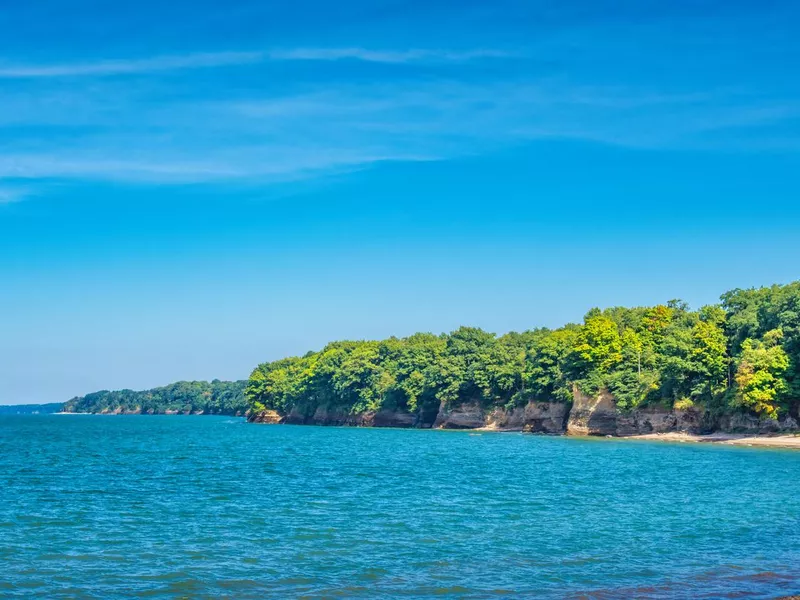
[1,416,799,599]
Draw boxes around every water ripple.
[0,415,799,599]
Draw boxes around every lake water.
[1,415,799,599]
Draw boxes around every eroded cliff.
[249,389,798,436]
[566,388,797,436]
[250,399,569,433]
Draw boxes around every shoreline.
[14,411,800,449]
[433,428,800,450]
[622,431,800,449]
[251,417,800,449]
[418,428,800,449]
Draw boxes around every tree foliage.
[63,380,247,415]
[731,331,790,419]
[246,281,800,421]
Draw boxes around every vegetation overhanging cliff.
[246,281,800,435]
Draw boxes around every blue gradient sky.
[1,0,799,403]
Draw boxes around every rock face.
[249,409,283,424]
[616,408,707,435]
[249,392,797,436]
[366,410,416,428]
[485,402,568,433]
[433,402,487,429]
[282,406,308,425]
[567,388,708,436]
[309,406,362,426]
[566,388,618,436]
[252,400,567,431]
[719,413,799,434]
[248,406,416,427]
[615,408,675,436]
[429,400,569,432]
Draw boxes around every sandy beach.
[626,432,800,449]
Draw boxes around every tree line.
[63,380,247,415]
[247,281,800,422]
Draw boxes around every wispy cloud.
[0,52,264,78]
[266,48,513,63]
[1,80,792,187]
[0,40,796,191]
[0,47,511,79]
[0,148,438,184]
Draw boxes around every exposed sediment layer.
[250,400,570,433]
[248,389,799,438]
[566,389,714,436]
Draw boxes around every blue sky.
[1,0,799,403]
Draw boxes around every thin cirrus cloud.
[0,80,795,190]
[0,47,512,78]
[267,48,513,63]
[0,41,796,198]
[0,140,440,184]
[0,52,264,78]
[0,84,666,182]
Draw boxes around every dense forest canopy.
[247,281,800,422]
[63,380,247,415]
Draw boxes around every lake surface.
[1,415,799,599]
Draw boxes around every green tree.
[731,330,790,419]
[568,314,623,391]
